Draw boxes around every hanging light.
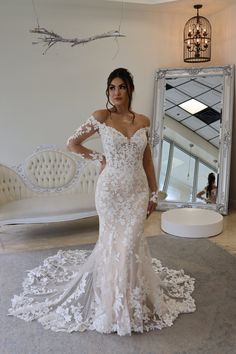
[184,4,211,63]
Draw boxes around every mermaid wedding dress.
[9,116,196,336]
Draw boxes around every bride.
[9,68,196,336]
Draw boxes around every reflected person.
[196,172,217,204]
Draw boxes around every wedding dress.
[9,115,196,336]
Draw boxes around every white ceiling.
[34,0,236,16]
[106,0,235,15]
[164,76,223,148]
[108,0,177,4]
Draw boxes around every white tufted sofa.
[0,146,100,225]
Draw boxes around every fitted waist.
[105,161,143,170]
[97,162,148,195]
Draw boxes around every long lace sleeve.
[67,116,104,164]
[143,126,158,193]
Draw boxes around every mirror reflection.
[161,75,222,204]
[151,65,234,215]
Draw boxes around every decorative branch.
[30,27,125,54]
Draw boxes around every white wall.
[0,0,235,206]
[0,0,183,165]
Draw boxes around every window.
[160,138,216,203]
[167,145,195,201]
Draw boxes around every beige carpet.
[1,235,236,354]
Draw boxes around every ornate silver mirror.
[151,65,234,215]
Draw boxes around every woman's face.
[108,77,129,107]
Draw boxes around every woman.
[196,172,217,204]
[9,68,195,336]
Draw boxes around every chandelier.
[184,4,211,63]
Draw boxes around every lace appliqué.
[67,117,104,163]
[9,115,196,336]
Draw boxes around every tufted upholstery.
[77,163,99,193]
[0,148,100,225]
[25,151,77,189]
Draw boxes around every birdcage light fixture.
[184,4,211,63]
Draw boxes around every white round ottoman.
[161,208,223,238]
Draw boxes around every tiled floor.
[0,209,235,255]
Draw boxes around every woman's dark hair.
[105,68,135,119]
[206,172,216,196]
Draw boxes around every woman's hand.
[146,200,157,218]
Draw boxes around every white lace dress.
[8,116,196,336]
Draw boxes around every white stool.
[161,208,223,238]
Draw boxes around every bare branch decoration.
[30,27,126,54]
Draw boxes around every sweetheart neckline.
[90,115,148,140]
[101,123,147,140]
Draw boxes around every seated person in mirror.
[196,172,217,204]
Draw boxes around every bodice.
[94,118,149,170]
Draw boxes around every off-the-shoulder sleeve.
[67,116,104,164]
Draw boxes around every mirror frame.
[151,65,234,215]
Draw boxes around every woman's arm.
[143,144,158,193]
[142,119,158,217]
[196,189,206,199]
[67,111,106,165]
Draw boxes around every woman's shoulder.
[91,109,109,124]
[135,113,150,128]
